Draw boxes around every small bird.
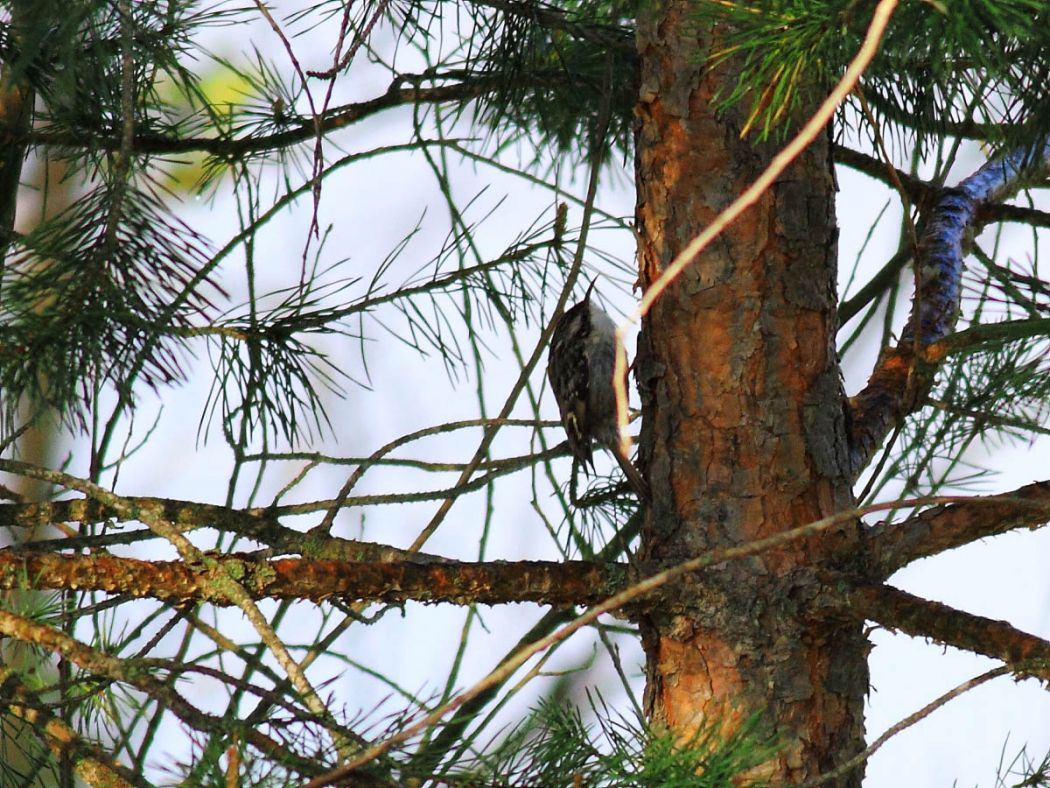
[547,281,648,500]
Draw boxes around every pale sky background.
[10,4,1050,784]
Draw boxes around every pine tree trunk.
[634,7,869,782]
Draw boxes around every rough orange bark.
[633,7,868,782]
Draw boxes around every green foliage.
[1,0,242,157]
[202,267,350,448]
[702,0,1050,149]
[0,0,241,431]
[0,185,221,429]
[992,740,1050,788]
[475,1,636,163]
[393,0,636,165]
[867,333,1050,504]
[446,694,775,786]
[0,715,59,788]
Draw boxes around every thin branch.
[0,491,295,545]
[0,459,553,563]
[26,72,518,158]
[0,458,354,761]
[799,667,1010,787]
[0,609,317,776]
[847,137,1050,477]
[834,143,1050,229]
[173,237,560,347]
[835,147,1050,324]
[982,201,1050,228]
[833,143,931,204]
[838,246,910,325]
[852,91,920,254]
[253,416,553,504]
[928,317,1050,358]
[925,397,1050,438]
[396,74,616,554]
[865,480,1050,578]
[0,665,148,788]
[852,584,1050,680]
[406,511,643,777]
[306,0,391,80]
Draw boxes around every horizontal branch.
[833,144,1050,229]
[0,449,580,547]
[4,496,912,611]
[0,497,459,564]
[0,494,268,532]
[852,584,1050,680]
[24,73,498,158]
[801,666,1008,788]
[0,458,500,561]
[0,551,627,606]
[928,317,1050,358]
[0,494,313,551]
[24,58,610,162]
[865,480,1050,578]
[833,144,931,204]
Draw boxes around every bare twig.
[798,667,1009,787]
[398,75,616,554]
[0,458,353,762]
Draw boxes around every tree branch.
[16,72,495,158]
[0,666,147,788]
[0,550,627,606]
[838,246,910,325]
[0,462,493,563]
[833,144,1050,229]
[851,584,1050,680]
[21,68,587,161]
[864,480,1050,578]
[846,138,1050,477]
[0,608,320,777]
[801,666,1009,787]
[0,494,296,548]
[833,144,931,204]
[14,481,1044,609]
[928,317,1050,358]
